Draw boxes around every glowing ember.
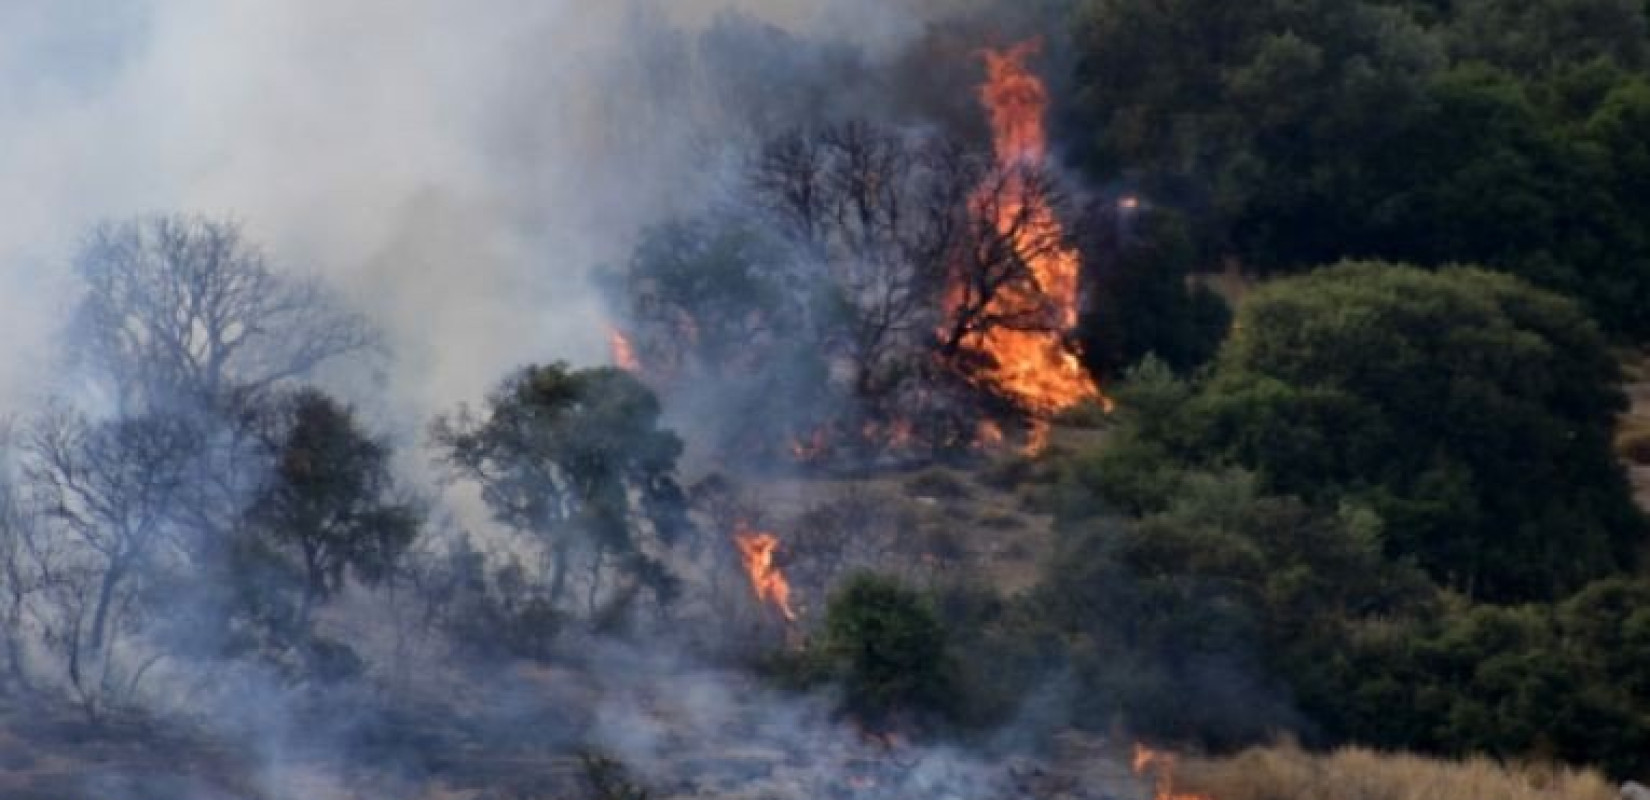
[789,428,830,462]
[1023,419,1050,455]
[608,328,640,372]
[974,419,1006,448]
[733,523,797,622]
[949,41,1108,436]
[861,419,916,451]
[1133,743,1213,800]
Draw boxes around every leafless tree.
[0,451,45,693]
[934,164,1073,358]
[749,122,978,403]
[19,405,199,716]
[70,214,379,413]
[753,129,830,248]
[749,123,1075,404]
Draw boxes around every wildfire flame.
[733,523,797,622]
[789,428,830,463]
[975,419,1005,448]
[1133,743,1213,800]
[949,41,1108,443]
[862,419,916,451]
[608,328,640,372]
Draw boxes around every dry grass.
[1176,741,1617,800]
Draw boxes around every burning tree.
[939,42,1105,439]
[606,41,1108,463]
[749,122,972,402]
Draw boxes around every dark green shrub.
[821,574,957,724]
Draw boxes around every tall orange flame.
[950,41,1108,437]
[608,328,641,372]
[733,523,797,622]
[1133,743,1213,800]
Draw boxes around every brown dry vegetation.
[1175,741,1617,800]
[710,440,1076,599]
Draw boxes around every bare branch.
[70,214,381,414]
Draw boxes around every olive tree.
[432,364,689,620]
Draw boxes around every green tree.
[1334,64,1650,336]
[1069,1,1650,339]
[604,215,840,460]
[1189,262,1644,600]
[821,574,955,724]
[243,388,422,632]
[432,364,687,619]
[1036,449,1427,745]
[1069,0,1441,253]
[609,217,792,379]
[1446,0,1648,75]
[1317,584,1650,778]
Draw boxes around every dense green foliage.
[243,389,422,632]
[1037,465,1429,745]
[1070,0,1650,337]
[1190,262,1640,600]
[1311,580,1650,778]
[1017,262,1650,774]
[1052,1,1650,769]
[819,574,957,724]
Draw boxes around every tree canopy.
[1185,262,1642,600]
[1069,0,1650,338]
[432,364,688,617]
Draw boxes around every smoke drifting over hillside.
[0,4,1193,799]
[0,0,959,419]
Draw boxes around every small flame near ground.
[789,428,831,463]
[947,40,1111,448]
[975,419,1006,448]
[1133,743,1213,800]
[733,522,797,622]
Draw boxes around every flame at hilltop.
[948,41,1107,430]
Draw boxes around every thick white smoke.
[0,0,939,422]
